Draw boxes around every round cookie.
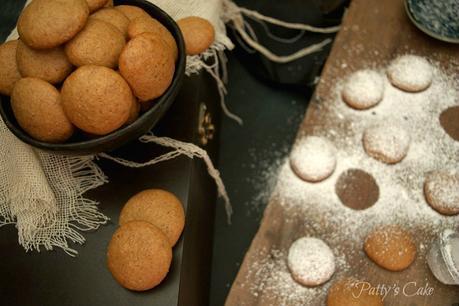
[91,8,130,37]
[16,40,73,84]
[86,0,108,12]
[18,0,89,49]
[119,189,185,246]
[107,220,172,291]
[11,77,74,142]
[177,16,215,55]
[287,237,336,286]
[61,65,133,135]
[327,278,384,306]
[115,5,150,20]
[424,170,459,215]
[387,55,432,92]
[0,40,22,95]
[65,18,125,68]
[341,69,384,110]
[127,17,178,60]
[364,225,416,271]
[363,123,410,164]
[289,136,337,182]
[119,33,175,102]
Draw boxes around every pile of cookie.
[0,0,215,143]
[107,189,185,291]
[287,54,459,305]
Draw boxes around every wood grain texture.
[226,0,459,305]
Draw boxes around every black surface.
[0,0,186,155]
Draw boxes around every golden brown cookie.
[364,225,416,271]
[104,0,114,7]
[107,220,172,291]
[424,170,459,215]
[11,77,74,142]
[61,65,133,135]
[177,16,215,55]
[125,97,140,125]
[16,40,73,84]
[119,189,185,246]
[327,278,384,306]
[65,18,125,68]
[0,40,21,95]
[115,5,150,20]
[91,8,130,37]
[119,33,174,102]
[18,0,89,49]
[127,17,178,60]
[86,0,108,12]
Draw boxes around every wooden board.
[226,0,459,305]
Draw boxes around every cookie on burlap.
[61,65,133,135]
[424,170,459,215]
[0,40,22,95]
[364,225,416,271]
[115,5,150,20]
[287,237,336,286]
[341,69,384,110]
[18,0,89,49]
[327,278,384,306]
[387,54,432,92]
[119,189,185,246]
[65,18,125,68]
[119,33,174,102]
[289,136,337,182]
[127,16,178,60]
[11,77,74,143]
[86,0,108,12]
[107,220,172,291]
[177,16,215,55]
[91,8,130,37]
[363,122,410,164]
[16,40,73,84]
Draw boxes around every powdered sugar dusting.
[363,122,411,164]
[425,170,459,213]
[342,69,384,109]
[387,54,433,92]
[287,237,336,286]
[240,58,459,304]
[289,136,337,182]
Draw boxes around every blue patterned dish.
[406,0,459,43]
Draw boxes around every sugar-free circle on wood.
[335,169,379,210]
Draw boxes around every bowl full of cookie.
[0,0,186,155]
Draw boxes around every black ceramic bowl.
[0,0,186,155]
